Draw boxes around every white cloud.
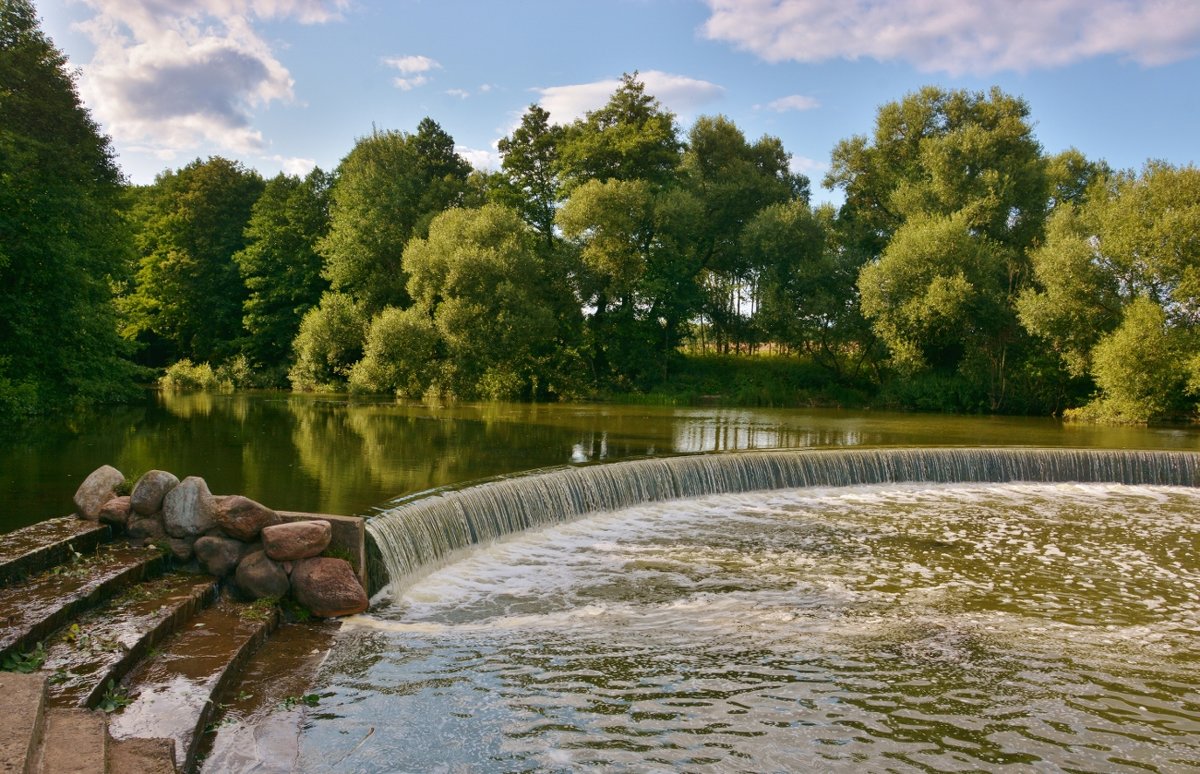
[763,94,820,112]
[263,154,317,176]
[701,0,1200,75]
[446,88,470,99]
[384,55,440,91]
[789,155,828,177]
[535,70,725,124]
[75,0,345,157]
[383,54,441,74]
[456,145,499,171]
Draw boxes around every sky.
[34,0,1200,205]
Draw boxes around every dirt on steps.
[107,738,177,774]
[0,519,111,589]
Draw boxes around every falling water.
[366,447,1200,593]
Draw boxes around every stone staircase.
[0,517,339,773]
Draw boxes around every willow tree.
[830,87,1050,410]
[1019,162,1200,422]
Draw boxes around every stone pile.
[72,465,368,617]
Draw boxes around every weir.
[365,447,1200,593]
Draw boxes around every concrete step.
[199,621,340,773]
[0,519,111,588]
[0,545,167,662]
[40,575,219,710]
[33,709,106,774]
[0,671,47,774]
[106,601,277,773]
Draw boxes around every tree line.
[3,0,1198,422]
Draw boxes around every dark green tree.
[829,87,1049,410]
[0,0,138,414]
[556,72,683,192]
[495,104,564,246]
[680,115,806,352]
[319,119,472,314]
[235,168,332,378]
[123,157,264,365]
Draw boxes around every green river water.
[3,391,1199,533]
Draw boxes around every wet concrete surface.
[0,517,110,586]
[107,599,276,772]
[199,620,341,773]
[41,572,219,708]
[0,543,166,657]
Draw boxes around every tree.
[288,292,366,391]
[0,0,138,413]
[1020,162,1200,421]
[496,104,564,246]
[680,115,807,352]
[830,87,1049,409]
[744,202,869,374]
[556,72,683,192]
[235,168,332,378]
[319,119,471,314]
[398,204,581,399]
[123,157,264,365]
[557,179,704,385]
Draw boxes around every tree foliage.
[400,204,580,399]
[832,87,1050,410]
[288,292,366,392]
[235,168,332,378]
[319,119,471,315]
[122,157,264,365]
[0,0,138,413]
[1022,162,1200,421]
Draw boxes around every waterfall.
[365,447,1200,594]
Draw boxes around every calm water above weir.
[304,483,1200,772]
[3,390,1200,532]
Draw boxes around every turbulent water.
[300,482,1200,772]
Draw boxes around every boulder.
[163,477,215,538]
[166,537,195,562]
[213,495,280,542]
[290,557,367,617]
[235,550,290,601]
[127,517,166,542]
[73,465,125,520]
[262,520,331,562]
[194,535,243,577]
[130,470,180,516]
[98,496,132,527]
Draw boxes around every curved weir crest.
[365,447,1200,593]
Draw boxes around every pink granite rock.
[235,550,290,600]
[98,496,132,527]
[74,465,125,520]
[290,557,367,617]
[213,495,280,542]
[262,520,331,562]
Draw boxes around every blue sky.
[36,0,1200,205]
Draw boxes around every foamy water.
[300,483,1200,772]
